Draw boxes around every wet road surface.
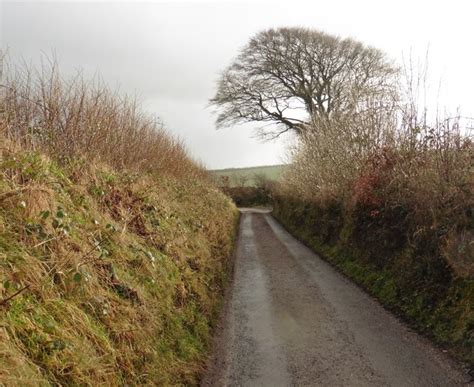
[202,208,470,386]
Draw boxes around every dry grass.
[0,142,238,385]
[0,57,239,384]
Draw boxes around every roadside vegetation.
[274,109,473,366]
[213,27,473,367]
[212,165,285,207]
[0,58,238,385]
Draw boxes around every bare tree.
[210,27,398,138]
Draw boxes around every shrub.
[0,56,205,180]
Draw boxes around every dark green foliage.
[273,196,474,367]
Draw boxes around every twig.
[0,84,53,113]
[0,284,31,306]
[33,236,58,248]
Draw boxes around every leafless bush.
[281,66,473,277]
[284,56,472,197]
[283,95,399,200]
[0,57,205,179]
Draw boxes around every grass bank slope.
[0,60,239,385]
[0,145,238,385]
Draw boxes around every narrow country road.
[202,208,470,387]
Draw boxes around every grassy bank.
[0,60,239,385]
[0,143,238,385]
[0,144,238,385]
[273,196,473,368]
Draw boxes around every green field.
[211,164,287,187]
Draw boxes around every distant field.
[211,164,287,187]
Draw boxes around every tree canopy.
[210,27,398,138]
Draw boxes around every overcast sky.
[1,0,472,169]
